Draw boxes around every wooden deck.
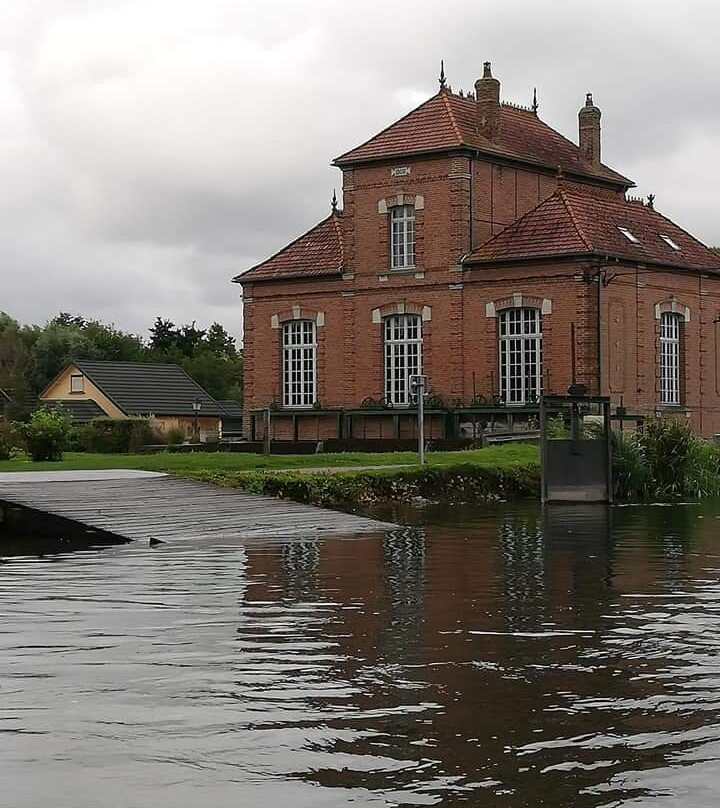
[0,470,397,542]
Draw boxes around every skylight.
[660,234,681,251]
[618,226,639,244]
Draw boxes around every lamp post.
[409,374,428,466]
[192,398,202,442]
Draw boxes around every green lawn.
[0,444,538,474]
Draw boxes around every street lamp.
[192,398,202,441]
[409,375,428,466]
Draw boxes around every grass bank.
[0,444,538,474]
[181,463,541,508]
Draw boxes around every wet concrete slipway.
[3,494,720,807]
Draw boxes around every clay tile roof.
[234,211,344,283]
[466,188,720,272]
[334,90,632,186]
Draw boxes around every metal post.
[418,383,425,466]
[264,407,271,455]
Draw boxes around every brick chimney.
[475,61,500,143]
[578,93,601,169]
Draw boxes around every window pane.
[499,308,543,405]
[390,205,416,269]
[383,313,423,405]
[282,321,316,407]
[660,312,681,405]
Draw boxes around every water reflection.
[2,501,720,806]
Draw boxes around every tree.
[205,322,237,357]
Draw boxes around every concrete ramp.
[0,470,397,542]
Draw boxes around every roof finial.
[532,87,539,115]
[556,165,565,186]
[585,92,594,107]
[647,193,655,209]
[439,60,447,90]
[331,189,338,212]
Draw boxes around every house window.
[499,308,543,405]
[618,226,640,244]
[660,233,681,251]
[70,373,84,393]
[390,205,415,268]
[384,314,422,405]
[282,321,316,408]
[659,312,681,405]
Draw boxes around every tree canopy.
[0,311,243,418]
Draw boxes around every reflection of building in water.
[498,512,545,630]
[377,527,426,661]
[281,540,320,601]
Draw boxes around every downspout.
[597,261,604,397]
[469,156,474,251]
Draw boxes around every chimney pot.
[578,93,601,169]
[475,62,501,143]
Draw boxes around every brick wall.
[241,150,720,438]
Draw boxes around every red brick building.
[235,63,720,441]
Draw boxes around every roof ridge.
[331,210,345,267]
[468,190,562,252]
[647,205,720,264]
[558,188,594,251]
[442,91,464,142]
[240,212,338,276]
[334,92,446,164]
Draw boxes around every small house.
[40,360,223,441]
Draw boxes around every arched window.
[390,205,415,268]
[499,307,543,405]
[384,314,422,405]
[282,320,316,408]
[659,312,682,405]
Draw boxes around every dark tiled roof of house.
[235,211,344,283]
[334,89,631,186]
[72,361,224,417]
[47,399,106,424]
[466,188,720,272]
[218,399,244,418]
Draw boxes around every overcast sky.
[2,0,719,342]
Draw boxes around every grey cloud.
[2,0,720,341]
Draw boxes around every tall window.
[390,205,415,268]
[282,321,316,408]
[499,307,543,405]
[659,312,681,405]
[384,314,422,405]
[70,373,84,393]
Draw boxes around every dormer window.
[390,205,415,268]
[70,373,84,393]
[618,226,639,244]
[660,234,681,251]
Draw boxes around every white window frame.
[390,204,416,269]
[70,373,84,393]
[282,320,316,408]
[618,226,639,244]
[660,233,681,251]
[498,307,543,405]
[659,312,681,405]
[384,314,422,406]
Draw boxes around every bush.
[79,418,154,453]
[0,419,19,460]
[21,407,73,462]
[166,426,186,446]
[612,418,720,501]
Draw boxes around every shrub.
[79,418,154,453]
[166,426,186,446]
[21,407,73,462]
[612,418,720,501]
[0,419,19,460]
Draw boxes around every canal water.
[3,500,720,807]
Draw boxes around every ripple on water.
[3,502,720,807]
